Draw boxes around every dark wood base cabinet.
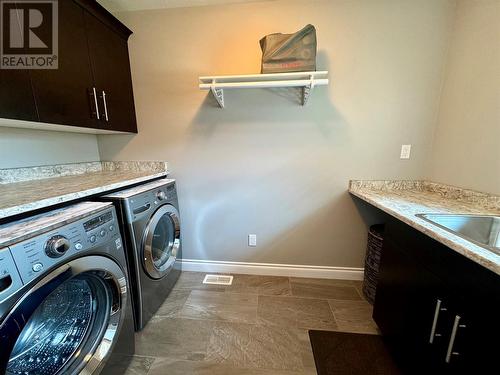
[0,0,137,134]
[373,219,499,374]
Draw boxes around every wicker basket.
[362,224,385,304]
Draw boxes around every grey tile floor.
[123,272,379,375]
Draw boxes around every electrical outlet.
[400,144,411,159]
[248,234,257,247]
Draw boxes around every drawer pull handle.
[92,87,100,120]
[102,90,109,122]
[429,299,446,344]
[445,315,465,363]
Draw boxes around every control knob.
[156,191,166,201]
[45,235,70,258]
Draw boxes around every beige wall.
[429,0,500,195]
[97,0,455,267]
[0,127,99,169]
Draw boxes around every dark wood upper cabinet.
[30,0,98,129]
[0,0,137,134]
[84,10,137,133]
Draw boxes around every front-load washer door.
[142,204,181,280]
[0,255,127,375]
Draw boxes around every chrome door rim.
[142,204,181,280]
[3,255,127,375]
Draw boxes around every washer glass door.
[7,275,108,375]
[143,205,181,279]
[4,256,126,375]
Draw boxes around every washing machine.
[100,178,181,330]
[0,202,135,375]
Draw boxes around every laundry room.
[0,0,499,374]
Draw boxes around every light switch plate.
[248,234,257,247]
[400,144,411,159]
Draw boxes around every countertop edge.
[349,188,500,276]
[0,171,168,220]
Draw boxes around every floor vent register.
[202,274,234,285]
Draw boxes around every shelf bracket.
[302,75,315,106]
[302,85,312,106]
[211,80,224,108]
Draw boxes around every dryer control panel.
[126,181,178,223]
[9,207,121,285]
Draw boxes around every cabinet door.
[0,5,37,122]
[373,238,444,372]
[29,0,98,129]
[84,12,137,133]
[0,70,37,122]
[375,219,500,374]
[438,269,500,373]
[444,298,500,374]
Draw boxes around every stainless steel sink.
[416,213,500,253]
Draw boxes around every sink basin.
[416,213,500,253]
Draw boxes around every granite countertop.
[349,180,500,275]
[0,161,168,220]
[0,202,112,248]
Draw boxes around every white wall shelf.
[199,71,329,108]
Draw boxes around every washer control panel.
[9,207,119,284]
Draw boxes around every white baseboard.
[180,259,364,280]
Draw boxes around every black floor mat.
[308,330,401,375]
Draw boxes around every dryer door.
[142,204,181,279]
[0,255,127,375]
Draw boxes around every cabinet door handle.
[429,298,446,344]
[102,90,109,122]
[92,87,100,120]
[445,315,466,363]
